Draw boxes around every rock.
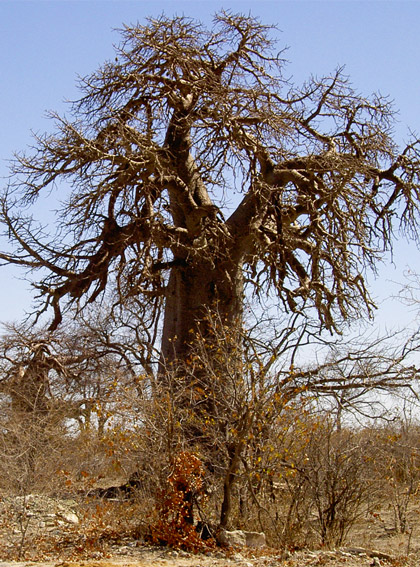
[86,473,145,500]
[219,529,266,548]
[0,494,80,534]
[342,547,393,561]
[245,530,266,547]
[231,553,253,567]
[57,511,79,524]
[219,530,247,548]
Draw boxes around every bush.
[149,451,215,551]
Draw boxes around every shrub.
[150,451,215,551]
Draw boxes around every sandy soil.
[0,544,412,567]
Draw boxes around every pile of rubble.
[0,493,79,532]
[0,492,80,559]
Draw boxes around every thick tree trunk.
[160,254,244,370]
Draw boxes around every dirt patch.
[0,494,418,567]
[0,543,415,567]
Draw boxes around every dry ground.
[0,545,414,567]
[1,494,419,567]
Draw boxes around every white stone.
[57,511,79,524]
[219,529,266,548]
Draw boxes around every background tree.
[371,417,420,535]
[0,314,148,491]
[1,12,420,372]
[0,323,78,492]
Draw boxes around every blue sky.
[1,0,420,332]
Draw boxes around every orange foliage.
[150,451,215,552]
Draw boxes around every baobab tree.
[1,12,420,372]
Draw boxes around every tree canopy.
[1,11,420,362]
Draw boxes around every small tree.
[372,418,420,534]
[150,451,214,551]
[297,420,374,547]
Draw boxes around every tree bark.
[220,444,244,529]
[160,253,244,370]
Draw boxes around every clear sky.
[1,0,420,333]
